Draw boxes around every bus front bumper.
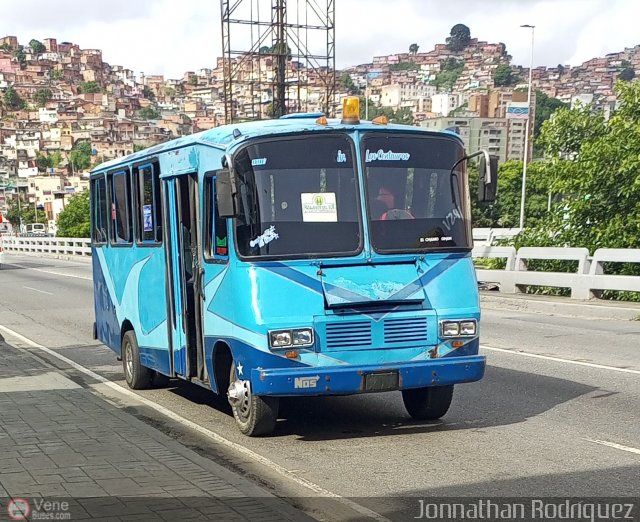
[250,355,485,396]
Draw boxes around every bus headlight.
[441,321,460,337]
[269,328,314,349]
[292,328,314,346]
[269,330,292,348]
[440,319,477,338]
[459,320,477,336]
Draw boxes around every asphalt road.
[1,253,639,520]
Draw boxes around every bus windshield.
[233,134,361,258]
[363,133,472,253]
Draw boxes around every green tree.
[56,191,90,238]
[50,151,63,168]
[3,86,25,110]
[189,75,198,86]
[69,141,92,172]
[139,106,161,120]
[29,39,46,54]
[433,58,464,90]
[528,80,640,252]
[339,72,358,93]
[389,61,419,72]
[36,152,52,172]
[12,46,26,65]
[6,197,46,228]
[358,98,413,124]
[446,24,471,52]
[79,81,100,94]
[409,43,419,55]
[34,87,53,107]
[470,160,550,228]
[619,67,635,81]
[142,86,156,101]
[133,144,146,152]
[493,64,514,86]
[51,68,64,81]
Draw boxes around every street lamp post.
[519,24,535,230]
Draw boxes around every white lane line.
[23,286,54,295]
[482,345,640,375]
[585,439,640,456]
[13,264,93,281]
[0,324,391,522]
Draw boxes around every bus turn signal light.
[341,96,360,124]
[285,351,299,359]
[315,115,328,126]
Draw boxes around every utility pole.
[519,24,535,230]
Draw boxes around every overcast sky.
[1,0,637,79]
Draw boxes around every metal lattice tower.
[220,0,335,124]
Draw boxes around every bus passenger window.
[91,177,108,244]
[137,164,162,244]
[204,174,228,260]
[111,171,132,244]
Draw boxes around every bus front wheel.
[228,364,279,436]
[402,384,454,420]
[122,330,153,390]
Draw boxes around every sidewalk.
[0,339,312,521]
[480,291,640,321]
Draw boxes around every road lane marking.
[0,324,391,522]
[482,345,640,375]
[585,439,640,456]
[23,286,54,295]
[11,263,92,281]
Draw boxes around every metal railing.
[2,236,92,257]
[473,246,640,300]
[3,234,639,301]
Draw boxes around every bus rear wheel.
[402,384,454,420]
[122,330,153,390]
[228,363,279,436]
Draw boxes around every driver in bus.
[374,185,414,220]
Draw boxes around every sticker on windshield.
[250,225,279,248]
[301,193,338,222]
[365,149,411,162]
[142,204,153,232]
[251,158,267,167]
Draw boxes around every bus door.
[165,174,207,382]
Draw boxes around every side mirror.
[478,153,499,203]
[215,169,236,218]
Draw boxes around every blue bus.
[90,97,497,436]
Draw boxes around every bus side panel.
[93,246,171,373]
[92,247,121,354]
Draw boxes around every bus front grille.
[383,317,428,344]
[325,321,372,348]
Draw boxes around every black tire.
[402,384,454,420]
[228,363,279,436]
[122,330,153,390]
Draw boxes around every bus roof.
[91,115,462,174]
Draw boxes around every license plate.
[364,371,399,392]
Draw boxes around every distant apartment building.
[379,83,436,110]
[421,116,527,163]
[430,93,461,117]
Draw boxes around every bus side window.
[204,173,228,261]
[137,163,162,245]
[110,169,132,245]
[91,177,108,244]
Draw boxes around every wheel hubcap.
[125,343,133,380]
[228,379,251,420]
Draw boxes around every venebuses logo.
[7,498,30,521]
